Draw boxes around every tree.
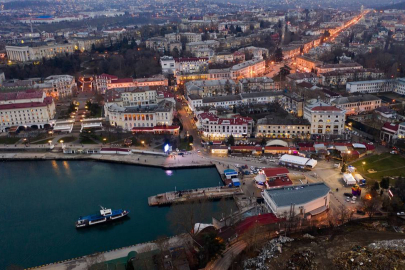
[166,198,211,241]
[260,138,266,146]
[341,163,347,173]
[372,181,380,191]
[274,47,283,62]
[361,195,381,218]
[188,135,194,144]
[227,135,235,146]
[380,177,390,190]
[199,232,225,266]
[172,47,180,58]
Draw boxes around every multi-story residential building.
[6,42,74,62]
[185,40,220,54]
[239,77,275,92]
[295,55,322,72]
[145,37,182,53]
[187,91,283,111]
[218,21,260,33]
[316,62,363,74]
[160,56,176,74]
[95,75,168,91]
[282,92,305,117]
[322,69,385,87]
[238,46,269,59]
[121,88,159,107]
[346,78,405,95]
[281,45,301,60]
[94,74,118,94]
[174,57,209,74]
[331,95,382,115]
[230,58,266,80]
[70,37,106,52]
[197,112,254,138]
[106,100,174,131]
[397,122,405,139]
[304,102,346,135]
[165,32,202,43]
[185,79,236,97]
[0,90,55,132]
[256,116,311,138]
[286,73,321,87]
[33,75,76,99]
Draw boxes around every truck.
[354,173,366,186]
[343,173,357,186]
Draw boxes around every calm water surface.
[0,161,232,268]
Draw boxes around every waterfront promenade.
[35,234,193,270]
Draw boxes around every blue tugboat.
[76,206,130,228]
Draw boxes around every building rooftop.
[257,116,310,126]
[332,95,381,105]
[264,183,330,207]
[0,89,43,101]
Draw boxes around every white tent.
[279,154,318,168]
[352,143,366,149]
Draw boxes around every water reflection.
[165,170,173,176]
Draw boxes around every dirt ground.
[268,220,405,270]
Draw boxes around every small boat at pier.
[76,206,129,228]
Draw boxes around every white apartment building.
[6,43,74,62]
[165,32,202,43]
[331,95,381,115]
[160,56,176,74]
[316,63,363,74]
[398,122,405,139]
[230,58,266,80]
[239,77,275,92]
[121,89,158,107]
[186,40,220,54]
[197,112,254,138]
[346,78,405,95]
[106,100,174,131]
[304,102,346,135]
[0,90,56,132]
[94,74,118,94]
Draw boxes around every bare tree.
[361,195,381,218]
[166,198,211,245]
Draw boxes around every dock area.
[148,186,243,206]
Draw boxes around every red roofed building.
[0,90,55,132]
[304,102,346,135]
[197,112,253,138]
[381,122,399,143]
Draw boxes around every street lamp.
[103,138,107,145]
[60,140,64,149]
[362,161,366,172]
[141,141,145,146]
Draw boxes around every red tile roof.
[0,90,43,101]
[382,122,399,132]
[236,214,281,234]
[112,78,134,84]
[262,167,289,178]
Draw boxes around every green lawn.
[351,153,405,180]
[32,138,54,144]
[0,137,20,144]
[79,137,98,144]
[57,136,77,143]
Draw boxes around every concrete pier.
[148,186,243,206]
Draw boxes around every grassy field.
[57,136,77,143]
[32,138,54,144]
[351,153,405,180]
[0,137,20,144]
[79,137,98,144]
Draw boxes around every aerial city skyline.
[1,0,405,269]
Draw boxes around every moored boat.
[76,206,129,228]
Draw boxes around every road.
[205,241,247,270]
